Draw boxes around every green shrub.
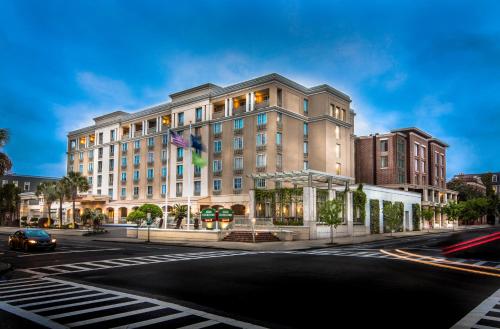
[412,204,421,231]
[369,199,380,234]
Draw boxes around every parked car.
[8,229,56,251]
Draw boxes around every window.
[335,125,340,139]
[303,161,309,170]
[109,159,114,170]
[440,154,444,166]
[420,146,425,158]
[97,175,102,187]
[303,142,308,155]
[435,152,439,164]
[234,118,244,130]
[162,167,167,177]
[381,156,388,168]
[122,143,128,152]
[88,163,93,172]
[148,152,154,163]
[335,106,340,119]
[233,137,243,150]
[234,157,243,170]
[256,178,266,188]
[79,152,84,160]
[277,113,282,125]
[98,148,103,158]
[133,170,139,181]
[162,134,168,145]
[342,109,346,121]
[277,154,283,168]
[303,99,309,114]
[178,112,184,126]
[147,186,153,195]
[176,147,184,161]
[336,144,341,159]
[110,130,115,142]
[134,155,140,165]
[134,140,140,149]
[213,160,222,172]
[213,179,221,191]
[336,163,341,175]
[69,153,74,161]
[98,132,103,145]
[302,123,309,137]
[256,154,266,167]
[161,150,168,161]
[195,107,202,122]
[147,168,154,179]
[121,188,126,197]
[23,182,30,191]
[414,143,419,156]
[213,141,222,153]
[194,181,201,195]
[277,88,283,107]
[213,122,222,134]
[415,159,419,172]
[88,150,94,159]
[257,113,267,126]
[121,157,127,167]
[176,183,183,196]
[97,189,101,195]
[415,175,420,185]
[133,187,139,196]
[121,172,126,181]
[233,177,242,190]
[108,188,113,198]
[194,165,201,176]
[421,160,425,173]
[276,132,282,145]
[176,165,183,176]
[70,139,76,150]
[88,176,93,186]
[380,139,388,152]
[256,133,267,146]
[110,145,115,156]
[79,164,83,173]
[147,137,154,147]
[493,175,498,183]
[161,184,166,195]
[440,167,444,178]
[329,104,334,116]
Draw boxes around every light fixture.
[28,239,37,244]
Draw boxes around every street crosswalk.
[451,288,500,329]
[0,276,265,328]
[285,248,396,259]
[20,250,259,276]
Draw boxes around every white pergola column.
[224,99,229,117]
[156,117,161,132]
[131,124,136,138]
[249,189,256,220]
[346,191,354,236]
[422,188,428,202]
[245,93,250,112]
[229,97,233,116]
[303,186,317,239]
[379,202,384,233]
[250,92,255,111]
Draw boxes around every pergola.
[248,169,354,188]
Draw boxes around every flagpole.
[187,122,192,230]
[164,128,170,230]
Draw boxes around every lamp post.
[251,217,256,243]
[146,212,151,243]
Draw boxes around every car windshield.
[24,230,50,238]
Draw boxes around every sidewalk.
[93,225,494,251]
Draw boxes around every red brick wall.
[355,137,374,184]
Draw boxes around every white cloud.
[76,72,134,105]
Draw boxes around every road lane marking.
[380,250,500,278]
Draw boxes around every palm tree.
[171,204,188,229]
[0,128,12,176]
[54,179,69,228]
[64,171,89,227]
[36,182,58,226]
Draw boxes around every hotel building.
[67,73,355,223]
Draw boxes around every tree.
[318,199,343,244]
[459,198,489,224]
[36,181,58,226]
[384,202,402,236]
[421,208,434,232]
[64,172,89,227]
[127,210,146,225]
[55,179,69,228]
[81,209,108,228]
[137,204,163,220]
[171,204,188,229]
[447,179,484,201]
[442,201,463,230]
[353,184,367,224]
[0,183,21,225]
[0,128,12,176]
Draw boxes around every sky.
[0,0,499,178]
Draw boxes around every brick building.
[355,127,458,228]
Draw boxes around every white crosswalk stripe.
[451,288,500,329]
[19,250,259,276]
[0,277,265,329]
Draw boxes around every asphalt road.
[0,227,498,328]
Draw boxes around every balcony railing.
[233,128,243,135]
[147,160,154,166]
[256,145,267,151]
[133,194,139,199]
[134,163,140,168]
[276,145,282,152]
[176,191,182,197]
[254,100,269,110]
[147,127,157,134]
[233,189,242,194]
[147,194,153,199]
[256,166,267,172]
[176,156,183,162]
[194,171,201,178]
[134,131,143,137]
[176,174,183,180]
[121,179,127,185]
[162,158,167,164]
[120,195,126,200]
[277,122,283,130]
[213,132,222,139]
[87,169,93,174]
[233,169,243,175]
[161,124,170,132]
[133,178,139,183]
[121,163,127,169]
[148,144,154,150]
[194,190,201,196]
[213,151,221,158]
[233,105,245,114]
[213,171,222,177]
[234,149,243,155]
[257,124,267,131]
[213,190,221,195]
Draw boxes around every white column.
[303,186,317,239]
[250,92,255,111]
[423,188,428,202]
[229,97,233,116]
[142,120,146,135]
[379,202,384,233]
[224,99,229,117]
[156,117,161,132]
[346,191,353,236]
[249,189,255,219]
[444,192,448,204]
[131,124,135,138]
[207,104,212,120]
[245,93,250,112]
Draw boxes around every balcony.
[121,179,127,185]
[79,157,84,162]
[213,105,225,119]
[134,163,140,169]
[133,194,139,199]
[121,163,127,169]
[233,128,243,135]
[134,148,140,154]
[213,171,222,177]
[148,144,154,150]
[162,158,167,164]
[176,174,183,180]
[256,166,267,173]
[147,194,153,199]
[303,134,308,140]
[257,124,267,131]
[304,152,309,158]
[147,127,157,135]
[213,132,222,139]
[120,195,126,200]
[147,160,154,166]
[194,190,201,196]
[233,189,242,194]
[147,176,154,182]
[276,145,282,152]
[233,169,244,175]
[234,149,243,156]
[133,178,139,184]
[134,131,143,138]
[176,191,183,197]
[213,151,221,158]
[233,105,246,115]
[256,145,267,152]
[194,170,201,178]
[213,190,221,195]
[176,156,183,162]
[121,148,127,155]
[87,169,93,174]
[254,99,269,110]
[277,122,283,130]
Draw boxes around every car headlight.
[28,239,37,244]
[51,239,56,243]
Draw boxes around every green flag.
[192,151,207,167]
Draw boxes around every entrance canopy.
[248,169,354,188]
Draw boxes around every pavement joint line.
[380,250,500,278]
[395,249,500,272]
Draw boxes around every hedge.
[412,204,421,231]
[369,199,380,234]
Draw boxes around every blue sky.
[0,0,499,178]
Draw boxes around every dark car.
[8,229,57,251]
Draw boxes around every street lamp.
[251,217,256,243]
